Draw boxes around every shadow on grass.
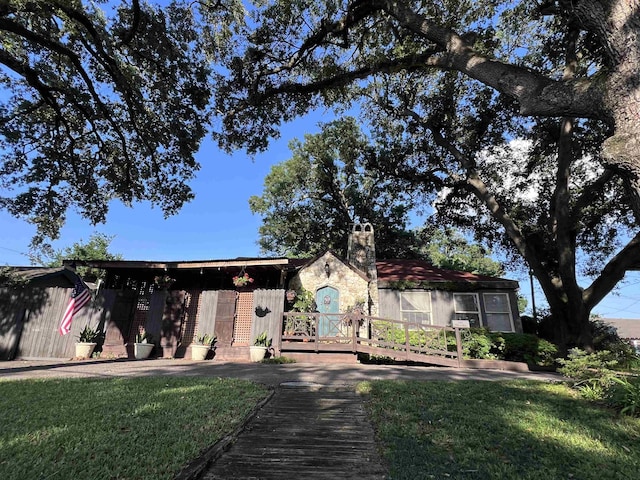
[0,376,269,480]
[362,380,640,480]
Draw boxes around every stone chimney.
[347,223,377,280]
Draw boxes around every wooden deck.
[277,313,463,368]
[201,384,387,479]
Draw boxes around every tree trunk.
[594,1,640,221]
[543,290,594,354]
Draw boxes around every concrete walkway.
[0,358,561,384]
[0,359,560,480]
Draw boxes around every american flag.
[58,278,92,336]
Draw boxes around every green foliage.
[372,322,557,365]
[491,332,558,366]
[444,328,558,365]
[213,0,640,353]
[261,356,296,364]
[590,317,639,369]
[558,348,640,416]
[31,233,123,281]
[253,331,272,347]
[450,328,498,359]
[292,288,316,313]
[608,377,640,417]
[0,267,29,289]
[0,0,239,245]
[135,332,153,344]
[418,227,504,277]
[77,324,100,343]
[194,333,216,346]
[249,117,418,258]
[0,377,269,480]
[557,348,620,382]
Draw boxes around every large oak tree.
[0,0,241,246]
[214,1,640,350]
[250,117,418,258]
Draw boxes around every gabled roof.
[293,250,369,281]
[376,259,519,288]
[605,318,640,339]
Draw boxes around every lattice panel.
[128,289,151,343]
[180,290,202,344]
[233,291,254,345]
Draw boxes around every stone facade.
[288,251,373,314]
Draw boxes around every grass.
[0,377,269,480]
[359,380,640,480]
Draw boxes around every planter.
[75,342,97,359]
[134,342,154,360]
[191,344,211,361]
[250,346,268,362]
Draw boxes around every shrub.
[557,348,620,381]
[446,328,497,359]
[590,318,638,369]
[608,376,640,416]
[557,348,626,403]
[491,333,558,366]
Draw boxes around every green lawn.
[360,380,640,480]
[0,377,269,480]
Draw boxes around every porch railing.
[278,312,464,367]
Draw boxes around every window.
[400,292,432,324]
[483,293,514,332]
[453,293,481,327]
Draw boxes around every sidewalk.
[0,358,562,385]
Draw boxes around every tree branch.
[380,0,609,120]
[583,230,640,310]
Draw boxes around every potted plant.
[232,272,254,287]
[75,324,100,359]
[250,331,272,362]
[191,333,216,361]
[133,332,154,360]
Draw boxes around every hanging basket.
[232,272,254,287]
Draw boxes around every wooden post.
[314,313,319,353]
[455,328,463,368]
[274,314,283,357]
[404,323,410,360]
[351,313,357,353]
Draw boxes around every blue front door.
[316,286,339,336]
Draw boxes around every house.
[604,318,640,354]
[288,224,523,334]
[2,224,522,361]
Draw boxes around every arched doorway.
[316,286,339,336]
